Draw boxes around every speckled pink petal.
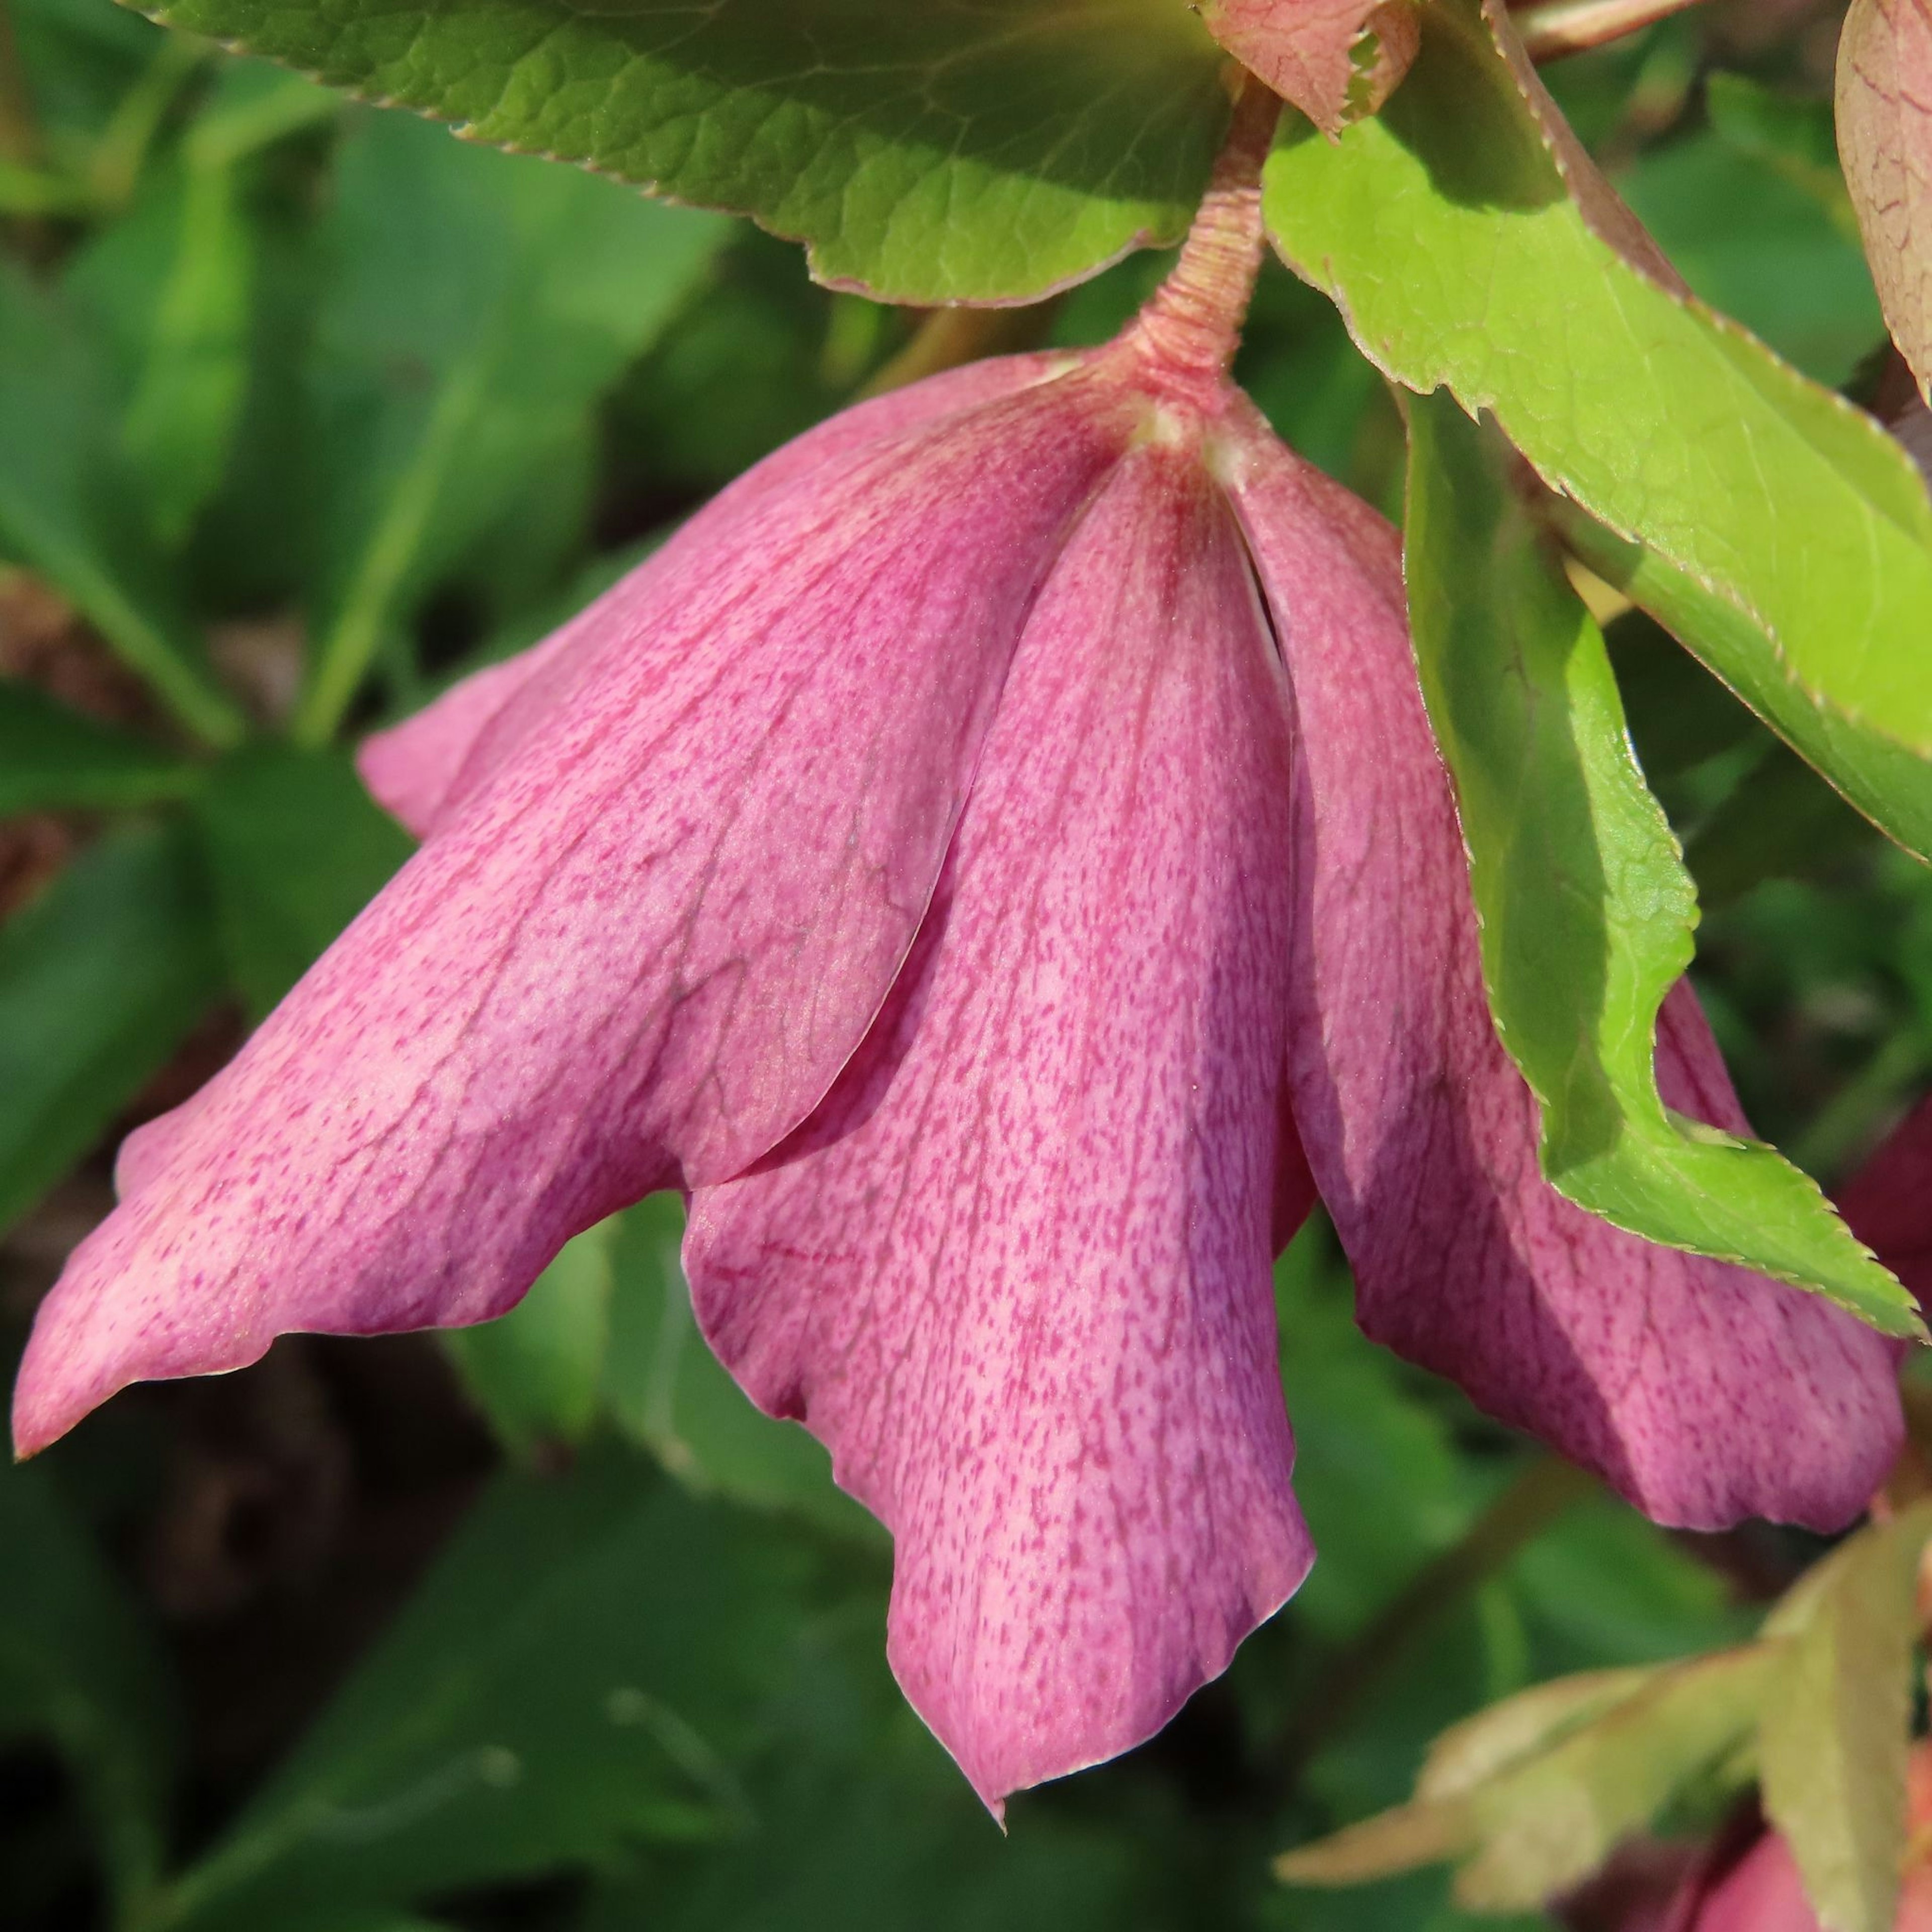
[1222,403,1902,1533]
[684,446,1312,1812]
[360,353,1078,839]
[13,366,1135,1457]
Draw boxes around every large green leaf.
[157,1452,818,1928]
[0,1459,177,1924]
[0,822,224,1234]
[292,109,728,741]
[1263,0,1932,854]
[0,263,243,744]
[0,678,201,817]
[136,0,1228,306]
[1757,1502,1932,1932]
[1403,392,1917,1335]
[190,743,413,1017]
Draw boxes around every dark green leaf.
[0,678,201,817]
[1263,0,1932,853]
[137,0,1229,305]
[1403,390,1916,1335]
[0,1459,176,1924]
[191,742,413,1018]
[443,1219,617,1459]
[292,110,728,741]
[601,1195,881,1545]
[159,1450,818,1926]
[0,262,244,743]
[0,821,223,1234]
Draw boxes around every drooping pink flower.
[10,92,1903,1808]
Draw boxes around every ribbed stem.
[1126,76,1281,386]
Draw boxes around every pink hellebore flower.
[11,94,1902,1808]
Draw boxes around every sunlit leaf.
[1264,0,1932,855]
[1403,391,1917,1334]
[135,0,1228,305]
[1758,1501,1932,1932]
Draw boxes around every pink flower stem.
[1128,76,1281,385]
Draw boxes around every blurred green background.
[0,1,1924,1927]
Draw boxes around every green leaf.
[601,1195,882,1546]
[0,821,223,1234]
[136,0,1229,305]
[191,742,413,1018]
[0,678,201,817]
[0,262,244,744]
[1402,391,1917,1335]
[443,1218,618,1459]
[292,109,729,742]
[1703,72,1861,242]
[158,1451,817,1927]
[1278,1646,1773,1909]
[1617,125,1882,386]
[0,1459,177,1924]
[1757,1502,1932,1932]
[1262,0,1932,854]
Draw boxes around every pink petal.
[1221,403,1902,1533]
[1198,0,1419,134]
[1838,0,1932,400]
[13,365,1132,1457]
[1836,1093,1932,1307]
[684,445,1312,1811]
[359,354,1078,839]
[1681,1834,1819,1932]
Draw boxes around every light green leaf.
[1278,1646,1773,1909]
[602,1194,881,1545]
[1263,0,1932,854]
[0,822,224,1234]
[0,1459,177,1924]
[443,1218,618,1459]
[1758,1502,1932,1932]
[191,743,413,1018]
[0,263,243,745]
[157,1452,815,1928]
[292,110,729,742]
[0,677,202,817]
[1403,391,1917,1335]
[137,0,1229,305]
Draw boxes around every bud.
[11,85,1901,1809]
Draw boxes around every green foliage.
[157,1450,819,1927]
[0,1459,176,1924]
[294,109,727,740]
[0,261,242,744]
[134,0,1230,304]
[1404,392,1917,1333]
[190,743,412,1016]
[0,679,200,816]
[0,822,222,1233]
[1264,0,1932,853]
